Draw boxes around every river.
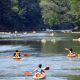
[0,32,80,80]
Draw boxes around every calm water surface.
[0,33,80,80]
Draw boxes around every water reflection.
[13,58,21,61]
[0,41,80,56]
[68,76,80,80]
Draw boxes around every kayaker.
[33,64,46,79]
[65,48,73,54]
[69,48,73,54]
[13,50,21,57]
[35,64,44,74]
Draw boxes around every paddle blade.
[24,71,31,76]
[65,48,69,50]
[23,54,30,57]
[44,67,50,70]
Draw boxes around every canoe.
[13,56,21,59]
[33,72,46,80]
[67,54,76,57]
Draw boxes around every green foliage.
[0,0,80,31]
[39,0,80,28]
[69,0,79,14]
[42,11,60,26]
[11,0,19,12]
[68,0,80,27]
[40,0,70,26]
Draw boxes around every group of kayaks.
[13,53,79,59]
[13,54,46,79]
[12,51,80,80]
[13,53,47,80]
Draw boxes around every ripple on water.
[0,55,80,80]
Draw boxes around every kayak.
[33,72,46,80]
[13,56,21,59]
[67,54,76,57]
[78,54,80,58]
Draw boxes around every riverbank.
[0,31,80,38]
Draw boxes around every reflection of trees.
[26,41,41,49]
[68,75,80,80]
[41,41,66,54]
[41,39,80,55]
[41,41,56,54]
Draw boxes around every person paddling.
[69,48,73,54]
[34,64,44,74]
[65,48,73,54]
[65,48,76,57]
[33,64,46,79]
[14,50,21,57]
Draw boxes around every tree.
[69,0,80,29]
[39,0,70,27]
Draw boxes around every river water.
[0,32,80,80]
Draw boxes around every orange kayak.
[78,54,80,58]
[67,54,76,57]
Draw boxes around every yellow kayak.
[33,72,46,80]
[13,56,21,59]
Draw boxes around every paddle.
[44,67,50,70]
[24,71,32,76]
[65,48,69,51]
[23,53,30,57]
[24,67,50,76]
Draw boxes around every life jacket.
[15,52,20,56]
[35,73,41,77]
[37,68,43,73]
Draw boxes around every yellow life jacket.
[15,52,20,56]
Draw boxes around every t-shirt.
[37,68,42,73]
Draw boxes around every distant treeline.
[0,0,80,31]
